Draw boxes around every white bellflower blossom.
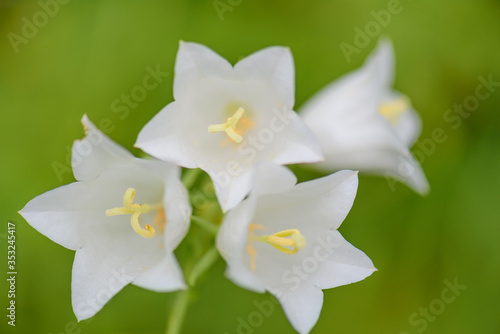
[300,40,429,194]
[136,42,323,212]
[20,116,191,320]
[217,164,375,333]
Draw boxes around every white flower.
[135,42,323,212]
[216,164,375,334]
[300,39,429,195]
[19,115,191,321]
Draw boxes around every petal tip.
[80,114,90,132]
[419,185,431,197]
[378,36,393,47]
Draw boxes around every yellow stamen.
[378,97,409,125]
[208,108,245,143]
[105,188,161,239]
[246,224,306,272]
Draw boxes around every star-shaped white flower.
[216,164,375,334]
[135,42,323,212]
[19,115,191,321]
[300,39,429,195]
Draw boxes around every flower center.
[208,107,245,143]
[105,188,164,239]
[378,97,409,125]
[246,224,306,272]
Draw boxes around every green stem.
[188,246,220,286]
[191,215,219,236]
[166,289,191,334]
[181,168,202,189]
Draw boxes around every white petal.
[216,199,253,261]
[365,38,395,88]
[378,89,422,147]
[173,41,233,100]
[162,177,192,253]
[19,159,175,252]
[286,170,358,230]
[301,74,406,160]
[22,158,189,320]
[216,169,374,334]
[393,103,422,147]
[132,253,186,292]
[301,39,391,121]
[313,230,376,290]
[255,170,358,232]
[135,102,198,168]
[252,162,297,197]
[93,158,193,250]
[274,285,324,334]
[206,168,254,212]
[301,73,428,194]
[234,46,295,107]
[216,198,266,293]
[384,153,430,195]
[19,182,99,250]
[225,261,266,294]
[269,232,374,333]
[300,45,394,157]
[71,233,164,320]
[232,170,359,290]
[269,109,325,165]
[73,115,133,182]
[367,39,424,149]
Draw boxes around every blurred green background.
[1,0,499,333]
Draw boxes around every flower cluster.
[20,40,428,333]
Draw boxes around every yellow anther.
[378,97,409,125]
[105,188,162,239]
[246,224,306,272]
[208,108,245,143]
[254,229,306,254]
